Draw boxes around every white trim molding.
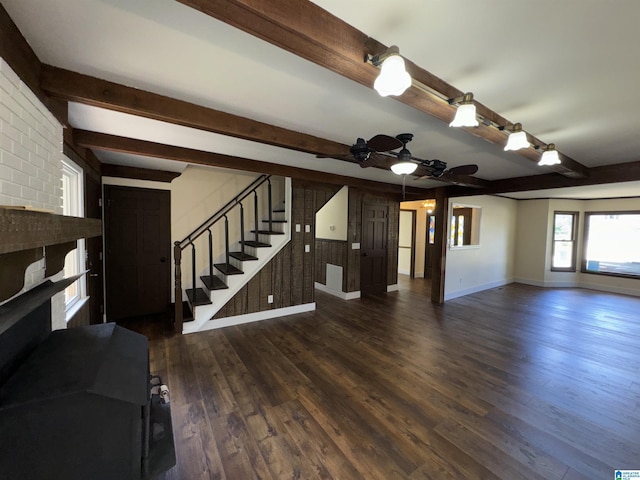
[314,282,360,300]
[184,302,316,333]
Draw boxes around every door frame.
[399,209,416,278]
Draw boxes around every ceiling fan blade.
[448,164,479,176]
[413,165,438,179]
[316,153,356,162]
[367,134,403,152]
[364,152,397,169]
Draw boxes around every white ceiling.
[4,0,640,198]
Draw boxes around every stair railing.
[173,174,271,332]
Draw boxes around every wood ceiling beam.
[73,130,432,199]
[447,160,640,197]
[41,66,484,188]
[175,0,589,179]
[41,65,346,156]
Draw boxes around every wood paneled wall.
[314,239,348,286]
[315,186,399,294]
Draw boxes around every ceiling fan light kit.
[391,161,418,175]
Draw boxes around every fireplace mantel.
[0,208,102,302]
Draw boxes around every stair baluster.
[253,191,259,244]
[239,202,246,257]
[224,215,230,268]
[207,228,213,279]
[267,179,273,233]
[191,241,196,302]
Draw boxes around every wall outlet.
[305,224,311,233]
[305,244,310,253]
[268,294,274,304]
[296,224,301,232]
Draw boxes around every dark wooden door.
[104,186,171,320]
[361,203,388,296]
[85,174,103,324]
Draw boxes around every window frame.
[61,157,86,315]
[581,210,640,279]
[550,211,579,272]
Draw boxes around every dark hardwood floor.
[125,277,640,479]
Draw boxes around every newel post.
[174,241,183,334]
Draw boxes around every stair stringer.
[183,177,292,334]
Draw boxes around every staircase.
[174,175,291,334]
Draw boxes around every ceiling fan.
[319,133,479,180]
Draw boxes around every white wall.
[0,58,66,329]
[445,195,518,300]
[513,199,550,285]
[315,186,348,240]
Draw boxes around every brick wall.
[0,57,65,328]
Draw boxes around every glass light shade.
[538,149,561,166]
[374,55,412,97]
[449,103,479,127]
[504,130,530,151]
[391,162,417,175]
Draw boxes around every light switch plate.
[352,243,360,250]
[305,244,310,253]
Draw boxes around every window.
[583,211,640,278]
[428,215,435,245]
[61,158,86,313]
[551,212,578,271]
[449,204,481,247]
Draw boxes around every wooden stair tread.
[251,230,285,235]
[229,251,258,261]
[186,288,212,307]
[241,240,271,248]
[214,262,244,275]
[200,274,228,291]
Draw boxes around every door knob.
[160,257,167,263]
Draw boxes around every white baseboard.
[513,277,545,287]
[314,282,360,300]
[183,302,316,334]
[387,284,399,292]
[514,278,640,298]
[445,278,513,301]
